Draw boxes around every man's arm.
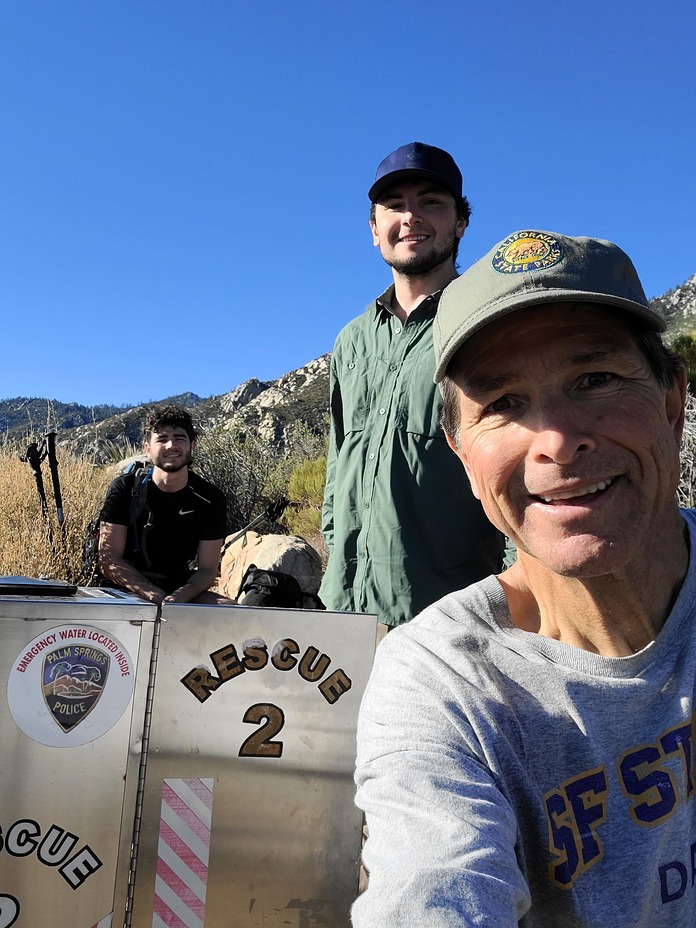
[98,521,168,605]
[164,537,223,603]
[321,348,345,552]
[353,633,531,927]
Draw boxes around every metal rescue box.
[130,603,376,928]
[0,580,158,928]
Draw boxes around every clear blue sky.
[2,0,695,407]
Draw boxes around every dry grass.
[0,447,111,584]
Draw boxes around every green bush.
[672,333,696,392]
[283,455,327,558]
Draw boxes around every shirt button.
[379,408,386,415]
[369,452,375,460]
[395,327,402,334]
[348,362,355,369]
[365,502,370,509]
[389,364,397,371]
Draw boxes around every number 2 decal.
[0,895,19,928]
[238,703,285,758]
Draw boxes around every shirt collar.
[373,284,443,321]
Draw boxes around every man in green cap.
[353,230,693,926]
[320,142,504,633]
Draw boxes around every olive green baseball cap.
[433,229,666,383]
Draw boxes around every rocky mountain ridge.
[650,274,696,336]
[2,355,331,462]
[3,273,695,461]
[0,392,205,446]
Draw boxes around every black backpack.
[237,564,305,608]
[83,462,154,584]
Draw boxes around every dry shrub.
[195,422,328,538]
[678,392,696,509]
[195,428,288,535]
[0,447,111,584]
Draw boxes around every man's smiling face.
[447,303,686,578]
[370,180,465,277]
[145,425,195,473]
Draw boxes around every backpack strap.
[129,464,154,566]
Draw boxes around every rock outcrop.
[218,354,330,448]
[651,274,696,336]
[218,531,323,608]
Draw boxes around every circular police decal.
[492,231,564,274]
[7,624,135,747]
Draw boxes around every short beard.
[383,240,456,279]
[152,449,193,473]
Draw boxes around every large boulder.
[218,531,323,608]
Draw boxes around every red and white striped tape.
[89,915,112,928]
[152,778,214,928]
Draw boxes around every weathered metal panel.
[0,590,157,928]
[131,604,377,928]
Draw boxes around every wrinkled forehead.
[449,302,642,382]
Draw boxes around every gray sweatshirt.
[353,509,696,927]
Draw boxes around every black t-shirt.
[100,469,227,592]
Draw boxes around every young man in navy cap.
[353,231,692,926]
[320,142,504,632]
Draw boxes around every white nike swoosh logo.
[179,509,195,516]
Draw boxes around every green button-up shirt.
[320,286,504,627]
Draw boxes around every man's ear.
[370,219,380,248]
[667,366,688,447]
[455,217,467,239]
[444,428,481,500]
[191,439,198,453]
[444,428,459,455]
[143,441,152,461]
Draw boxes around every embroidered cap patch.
[492,231,564,274]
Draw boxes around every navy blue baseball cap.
[369,142,463,203]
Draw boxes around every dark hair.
[440,326,685,450]
[439,375,463,448]
[142,404,197,443]
[634,329,684,389]
[369,193,471,264]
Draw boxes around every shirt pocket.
[393,350,442,437]
[339,356,372,433]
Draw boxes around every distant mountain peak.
[3,272,694,462]
[0,355,331,462]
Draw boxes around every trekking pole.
[223,497,290,550]
[20,441,53,545]
[45,431,66,542]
